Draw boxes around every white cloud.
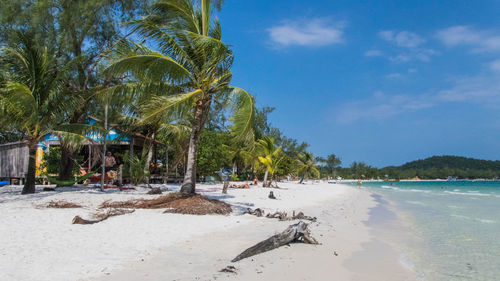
[267,18,345,47]
[436,26,500,52]
[364,49,382,57]
[379,30,425,48]
[408,68,418,73]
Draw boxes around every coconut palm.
[106,0,254,194]
[297,152,320,183]
[0,32,77,194]
[257,137,282,187]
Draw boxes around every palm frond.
[106,53,192,83]
[227,86,255,145]
[140,89,202,122]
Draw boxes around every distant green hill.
[380,155,500,179]
[398,155,500,171]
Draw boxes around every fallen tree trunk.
[72,208,135,225]
[231,221,318,262]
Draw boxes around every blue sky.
[217,0,500,167]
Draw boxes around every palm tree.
[0,33,74,194]
[297,152,320,183]
[106,0,254,194]
[257,137,282,187]
[326,153,341,176]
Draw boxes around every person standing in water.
[357,179,362,188]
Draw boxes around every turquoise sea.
[358,181,500,281]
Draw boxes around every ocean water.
[358,181,500,281]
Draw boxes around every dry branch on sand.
[246,208,317,222]
[100,193,232,215]
[72,208,135,225]
[44,200,82,208]
[231,221,318,262]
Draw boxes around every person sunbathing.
[230,183,250,189]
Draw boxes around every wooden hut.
[0,141,29,184]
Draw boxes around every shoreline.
[0,183,417,281]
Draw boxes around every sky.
[216,0,500,168]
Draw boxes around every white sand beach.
[0,182,416,281]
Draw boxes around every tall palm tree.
[297,152,320,183]
[257,137,282,187]
[0,33,75,194]
[106,0,254,194]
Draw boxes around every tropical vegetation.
[0,0,326,194]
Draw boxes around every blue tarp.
[42,118,130,143]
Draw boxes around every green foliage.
[296,152,320,180]
[197,129,231,177]
[229,172,239,181]
[41,147,83,175]
[0,32,71,142]
[123,152,150,185]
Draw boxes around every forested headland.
[331,156,500,180]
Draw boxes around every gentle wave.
[444,191,491,197]
[451,214,496,224]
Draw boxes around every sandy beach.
[0,182,416,281]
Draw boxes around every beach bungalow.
[0,117,167,184]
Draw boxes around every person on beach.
[105,151,116,172]
[357,179,362,188]
[253,176,258,185]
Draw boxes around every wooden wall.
[0,142,28,178]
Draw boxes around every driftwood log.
[246,208,317,222]
[246,207,264,217]
[72,209,135,225]
[231,221,318,262]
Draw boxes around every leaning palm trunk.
[22,140,38,194]
[263,170,269,187]
[143,132,155,185]
[180,101,207,194]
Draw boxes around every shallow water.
[356,181,500,281]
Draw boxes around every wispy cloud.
[436,74,500,104]
[364,49,383,57]
[336,92,434,124]
[371,30,435,63]
[336,71,500,124]
[490,60,500,72]
[379,30,425,48]
[388,49,437,62]
[436,26,500,52]
[386,73,404,79]
[267,18,345,47]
